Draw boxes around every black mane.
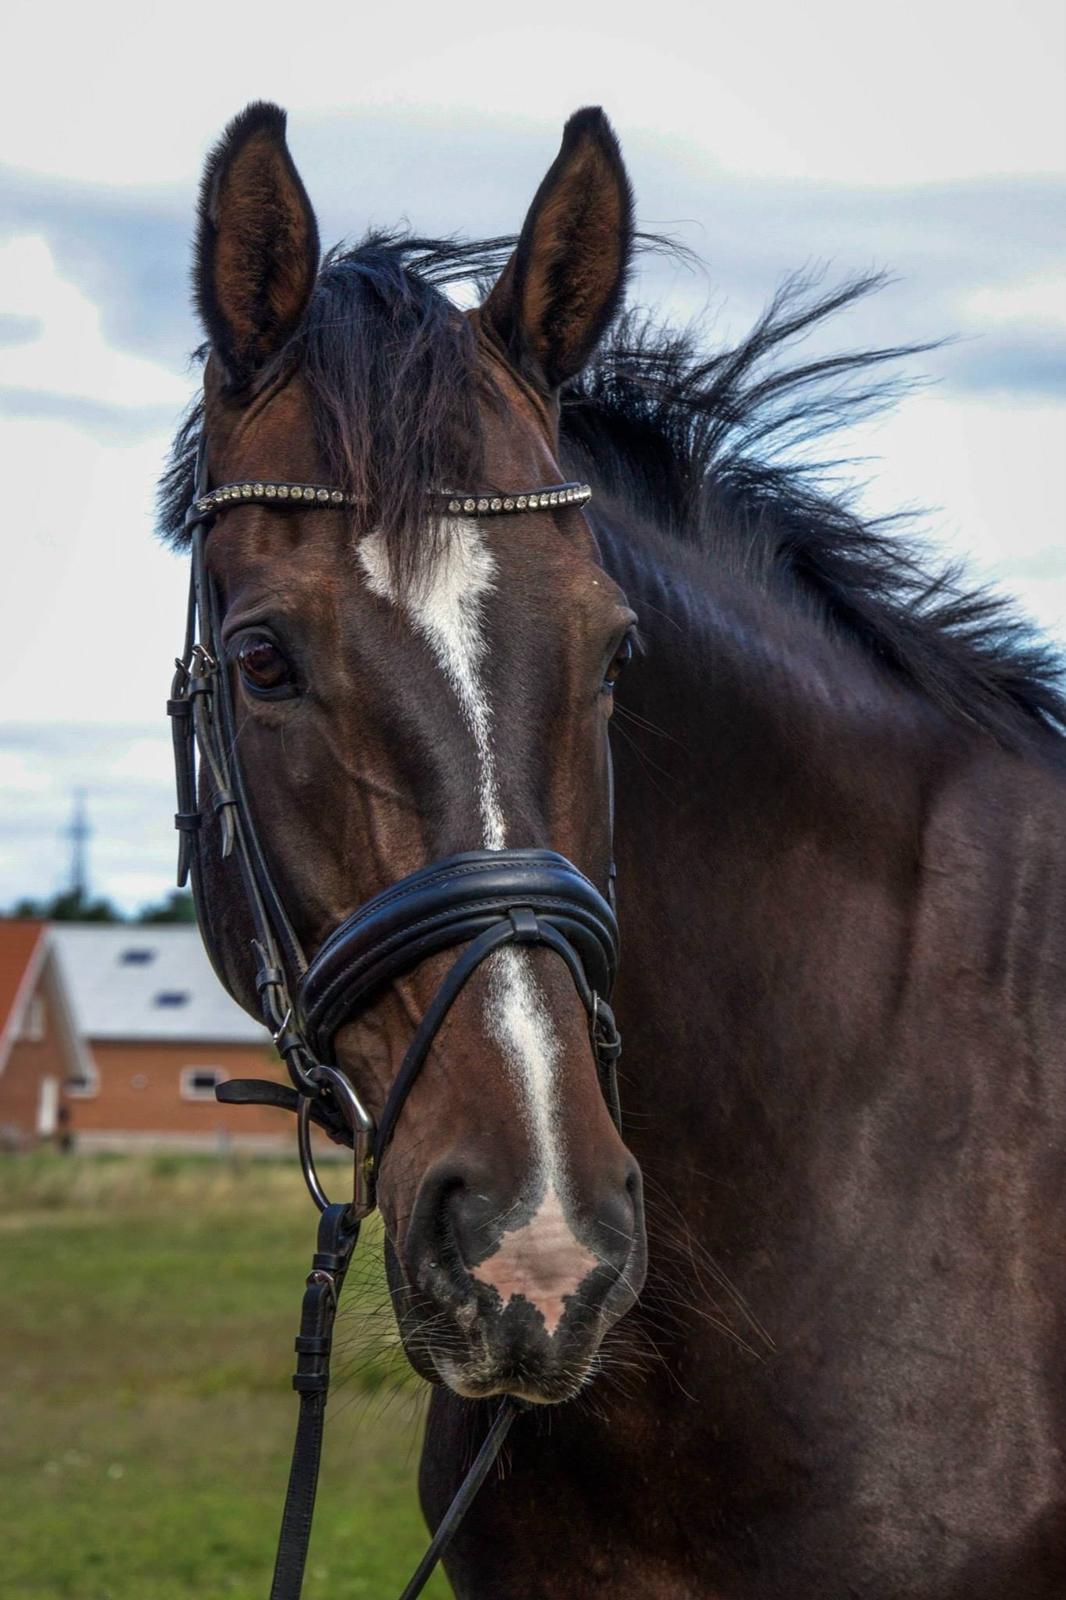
[160,237,1066,744]
[563,273,1066,744]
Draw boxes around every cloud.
[965,274,1066,327]
[0,312,42,346]
[3,5,1063,189]
[942,332,1066,400]
[0,231,188,425]
[0,386,182,443]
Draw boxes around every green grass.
[0,1152,451,1598]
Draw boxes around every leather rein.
[168,446,623,1600]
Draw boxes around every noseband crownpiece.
[169,457,621,1600]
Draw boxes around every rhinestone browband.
[187,479,593,525]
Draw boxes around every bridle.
[168,446,623,1600]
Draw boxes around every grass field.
[0,1152,451,1599]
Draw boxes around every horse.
[160,102,1066,1598]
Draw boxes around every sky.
[1,0,1064,911]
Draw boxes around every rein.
[168,448,621,1599]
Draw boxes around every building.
[0,923,292,1152]
[0,920,90,1147]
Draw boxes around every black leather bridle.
[168,445,623,1600]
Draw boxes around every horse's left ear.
[195,101,319,389]
[482,107,633,391]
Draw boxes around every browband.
[186,478,593,525]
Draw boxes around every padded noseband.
[299,848,618,1059]
[297,848,620,1172]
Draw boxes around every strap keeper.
[596,1031,623,1066]
[166,697,191,717]
[292,1372,330,1394]
[508,906,540,942]
[294,1334,331,1355]
[274,1029,304,1064]
[174,811,202,832]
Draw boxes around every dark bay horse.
[161,103,1066,1598]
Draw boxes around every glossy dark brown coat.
[426,511,1066,1597]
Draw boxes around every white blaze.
[488,942,563,1190]
[358,518,505,848]
[358,520,593,1329]
[358,523,559,1169]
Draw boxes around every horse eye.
[603,635,634,691]
[237,637,294,694]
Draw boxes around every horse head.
[173,102,647,1404]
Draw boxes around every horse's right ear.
[195,102,319,389]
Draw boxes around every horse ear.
[483,107,633,391]
[195,102,319,388]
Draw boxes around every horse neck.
[598,510,957,1201]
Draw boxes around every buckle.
[591,993,622,1064]
[271,1006,293,1048]
[297,1064,376,1222]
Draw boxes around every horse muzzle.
[389,1149,646,1404]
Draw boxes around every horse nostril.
[592,1193,638,1271]
[404,1161,509,1281]
[402,1164,467,1272]
[447,1183,501,1268]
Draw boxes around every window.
[153,991,189,1008]
[120,948,155,966]
[180,1066,227,1101]
[20,995,45,1042]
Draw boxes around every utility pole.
[66,789,90,902]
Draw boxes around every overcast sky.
[2,0,1064,911]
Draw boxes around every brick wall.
[0,987,71,1143]
[69,1038,292,1141]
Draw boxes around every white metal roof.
[49,925,270,1044]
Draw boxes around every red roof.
[0,921,46,1060]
